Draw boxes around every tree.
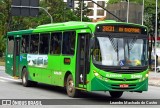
[0,36,6,57]
[108,0,142,4]
[74,0,91,21]
[0,0,11,35]
[0,0,92,56]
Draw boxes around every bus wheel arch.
[64,71,71,87]
[21,66,27,79]
[21,67,37,87]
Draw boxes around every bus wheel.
[22,68,32,87]
[109,91,123,98]
[66,74,78,97]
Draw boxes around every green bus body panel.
[5,20,148,93]
[48,55,76,86]
[27,54,76,87]
[5,54,14,76]
[16,54,27,78]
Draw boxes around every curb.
[148,79,160,87]
[148,84,160,87]
[0,69,5,71]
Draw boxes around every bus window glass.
[7,36,14,54]
[50,32,62,54]
[39,33,49,54]
[21,35,30,53]
[62,31,76,55]
[30,34,39,54]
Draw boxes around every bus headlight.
[94,72,99,76]
[146,74,149,77]
[105,78,108,82]
[139,77,146,82]
[93,70,99,76]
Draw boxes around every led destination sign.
[102,26,141,33]
[96,25,147,34]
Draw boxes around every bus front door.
[13,37,21,77]
[76,33,90,88]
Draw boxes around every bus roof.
[7,20,147,35]
[7,29,33,36]
[34,20,148,34]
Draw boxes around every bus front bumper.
[90,77,148,92]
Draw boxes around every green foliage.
[0,0,11,35]
[0,36,6,57]
[143,0,160,35]
[108,0,142,4]
[108,0,121,4]
[6,0,91,31]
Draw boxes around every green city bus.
[5,20,149,98]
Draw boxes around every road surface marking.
[0,79,7,82]
[0,76,20,82]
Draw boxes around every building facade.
[73,0,108,20]
[106,1,142,24]
[86,0,107,20]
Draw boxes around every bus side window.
[62,31,76,55]
[39,33,49,54]
[30,34,39,54]
[21,35,30,53]
[50,32,62,54]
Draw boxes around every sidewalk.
[149,71,160,87]
[0,66,160,87]
[0,66,5,71]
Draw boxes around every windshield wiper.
[109,37,119,61]
[129,38,137,51]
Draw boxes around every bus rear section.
[5,35,21,78]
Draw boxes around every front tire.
[109,91,123,98]
[66,74,78,97]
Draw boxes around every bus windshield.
[93,35,148,67]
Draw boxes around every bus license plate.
[120,84,129,88]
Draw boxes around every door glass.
[77,33,91,86]
[7,36,14,54]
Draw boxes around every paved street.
[0,68,160,104]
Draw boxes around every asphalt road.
[0,70,160,108]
